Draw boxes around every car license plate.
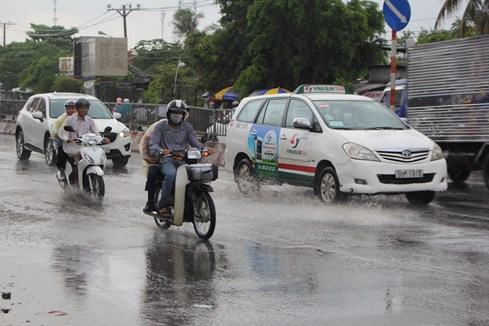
[395,169,423,178]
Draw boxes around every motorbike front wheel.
[88,174,105,198]
[192,191,216,240]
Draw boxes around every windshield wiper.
[364,126,404,130]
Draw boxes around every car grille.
[101,132,118,143]
[377,173,435,184]
[376,149,429,163]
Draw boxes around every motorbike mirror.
[104,126,112,133]
[64,125,75,132]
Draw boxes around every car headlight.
[119,128,130,138]
[431,143,444,161]
[342,143,379,162]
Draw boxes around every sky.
[1,0,464,48]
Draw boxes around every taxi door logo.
[290,134,300,149]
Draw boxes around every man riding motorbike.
[148,99,202,216]
[59,98,109,183]
[52,99,77,182]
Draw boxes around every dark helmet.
[76,98,90,109]
[166,99,187,119]
[64,99,76,108]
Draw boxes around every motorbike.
[57,125,111,198]
[144,149,218,240]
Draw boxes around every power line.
[107,3,142,38]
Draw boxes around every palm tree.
[435,0,489,35]
[173,9,204,40]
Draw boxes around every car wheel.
[317,166,345,204]
[16,130,31,160]
[483,155,489,190]
[113,156,129,169]
[447,156,471,183]
[235,158,260,194]
[44,137,57,166]
[405,191,435,206]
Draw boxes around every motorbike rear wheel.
[88,174,105,198]
[192,191,216,240]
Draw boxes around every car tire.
[113,156,129,169]
[483,155,489,190]
[44,137,57,166]
[235,157,260,194]
[317,166,345,204]
[447,156,471,183]
[16,129,31,160]
[405,191,435,206]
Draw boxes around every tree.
[0,24,74,91]
[173,9,204,41]
[197,0,385,96]
[435,0,489,35]
[19,56,57,93]
[52,76,83,93]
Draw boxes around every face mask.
[170,113,183,124]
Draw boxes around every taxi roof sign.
[294,84,346,94]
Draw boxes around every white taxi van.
[225,84,447,205]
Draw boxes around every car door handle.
[280,135,287,140]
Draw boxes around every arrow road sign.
[383,0,411,31]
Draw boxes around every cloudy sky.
[1,0,463,48]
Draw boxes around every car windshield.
[313,100,407,130]
[50,99,113,119]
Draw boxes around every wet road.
[1,133,489,326]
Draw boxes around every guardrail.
[0,99,234,137]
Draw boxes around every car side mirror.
[103,126,113,133]
[64,125,75,132]
[32,111,43,120]
[113,112,122,120]
[293,117,312,130]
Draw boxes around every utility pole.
[53,0,58,26]
[0,21,15,47]
[160,11,165,41]
[107,3,141,38]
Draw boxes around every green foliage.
[173,9,204,40]
[186,0,385,96]
[436,0,489,35]
[0,24,74,91]
[52,76,83,93]
[19,56,57,93]
[132,40,184,75]
[401,19,477,46]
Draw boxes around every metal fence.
[0,99,234,137]
[0,99,25,119]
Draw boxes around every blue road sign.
[383,0,411,32]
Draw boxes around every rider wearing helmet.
[52,99,77,181]
[148,99,202,215]
[60,98,101,162]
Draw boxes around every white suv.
[15,92,132,168]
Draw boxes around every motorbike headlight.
[431,143,445,161]
[119,128,130,138]
[342,143,379,162]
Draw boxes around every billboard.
[74,37,128,78]
[59,57,74,76]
